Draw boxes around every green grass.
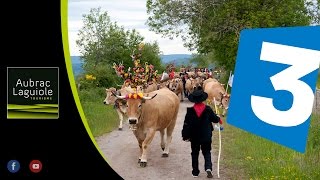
[79,87,119,137]
[220,114,320,179]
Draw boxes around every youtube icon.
[29,160,42,173]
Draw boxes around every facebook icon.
[7,160,20,173]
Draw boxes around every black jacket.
[182,105,220,143]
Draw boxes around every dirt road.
[96,100,228,180]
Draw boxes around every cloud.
[68,0,196,56]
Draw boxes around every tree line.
[146,0,320,79]
[76,1,319,88]
[76,8,164,89]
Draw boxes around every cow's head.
[103,87,117,105]
[135,85,144,93]
[220,92,230,116]
[113,92,157,126]
[168,78,180,91]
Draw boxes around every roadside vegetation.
[78,87,119,137]
[219,114,320,179]
[75,8,164,136]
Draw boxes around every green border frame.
[61,0,108,162]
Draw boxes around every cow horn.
[112,91,126,99]
[116,84,123,87]
[142,94,157,100]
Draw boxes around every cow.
[202,78,219,90]
[113,88,180,167]
[185,78,196,96]
[186,71,195,78]
[174,72,180,78]
[143,82,158,93]
[103,87,133,130]
[168,78,184,101]
[158,81,170,89]
[204,81,230,117]
[120,81,157,94]
[194,77,203,89]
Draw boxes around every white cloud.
[67,0,196,56]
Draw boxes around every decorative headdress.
[112,43,158,89]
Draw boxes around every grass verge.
[220,114,320,179]
[78,87,119,137]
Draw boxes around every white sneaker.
[206,169,213,178]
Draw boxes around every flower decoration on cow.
[112,43,158,90]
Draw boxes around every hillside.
[71,56,84,76]
[160,54,192,65]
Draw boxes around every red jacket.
[169,71,175,79]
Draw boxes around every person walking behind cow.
[169,69,175,80]
[182,73,188,97]
[182,88,221,178]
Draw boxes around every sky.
[68,0,196,56]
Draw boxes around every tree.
[76,7,162,88]
[140,41,166,73]
[147,0,318,80]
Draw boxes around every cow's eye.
[138,104,142,108]
[126,104,129,108]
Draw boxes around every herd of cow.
[103,73,230,167]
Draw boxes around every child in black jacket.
[182,89,220,178]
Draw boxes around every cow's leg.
[160,129,166,151]
[140,129,156,167]
[133,131,146,163]
[138,140,143,163]
[180,91,184,101]
[116,109,123,130]
[163,118,177,157]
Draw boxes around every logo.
[227,26,320,153]
[7,67,59,119]
[29,160,42,173]
[7,160,20,173]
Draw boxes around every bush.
[78,65,123,90]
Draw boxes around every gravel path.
[96,99,228,180]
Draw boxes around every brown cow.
[204,81,230,116]
[168,78,184,101]
[194,77,203,89]
[143,82,158,93]
[103,87,133,130]
[202,78,219,89]
[174,72,180,78]
[186,71,195,78]
[185,78,197,96]
[114,88,180,167]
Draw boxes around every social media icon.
[29,160,42,173]
[7,160,20,173]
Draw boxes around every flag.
[228,74,234,87]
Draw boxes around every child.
[182,88,221,178]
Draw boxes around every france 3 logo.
[227,26,320,153]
